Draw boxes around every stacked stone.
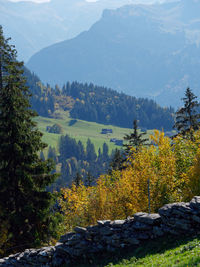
[53,214,162,266]
[158,196,200,235]
[1,196,200,266]
[0,247,55,267]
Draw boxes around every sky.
[9,0,50,2]
[9,0,99,2]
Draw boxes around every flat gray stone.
[112,233,121,240]
[126,237,140,245]
[192,215,200,223]
[159,202,192,218]
[87,225,100,233]
[74,226,87,234]
[190,196,200,211]
[153,226,164,237]
[100,226,113,236]
[59,232,75,243]
[56,245,72,256]
[111,220,125,227]
[135,232,149,240]
[174,220,191,231]
[134,212,161,225]
[97,220,111,226]
[132,221,151,230]
[64,234,83,246]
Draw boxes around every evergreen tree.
[40,151,45,161]
[86,138,97,162]
[102,142,109,161]
[77,140,85,161]
[124,119,148,154]
[85,171,95,186]
[174,87,200,140]
[0,26,61,255]
[47,146,57,163]
[73,172,83,187]
[109,149,124,173]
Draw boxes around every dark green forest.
[48,135,117,190]
[25,69,174,131]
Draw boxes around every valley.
[1,0,200,265]
[35,110,140,154]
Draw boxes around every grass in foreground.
[68,234,200,267]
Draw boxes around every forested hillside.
[24,68,55,117]
[25,70,174,131]
[27,0,200,107]
[53,135,113,189]
[65,82,174,130]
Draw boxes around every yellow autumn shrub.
[60,130,200,231]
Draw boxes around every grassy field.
[35,111,155,154]
[69,234,200,267]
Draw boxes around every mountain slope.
[27,0,200,107]
[0,0,154,61]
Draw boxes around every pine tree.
[73,172,83,187]
[109,149,124,173]
[174,87,200,140]
[40,151,45,161]
[85,171,95,186]
[102,142,109,161]
[86,138,97,162]
[47,146,57,163]
[0,26,61,255]
[124,119,148,154]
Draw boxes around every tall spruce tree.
[0,26,61,255]
[124,119,148,154]
[174,88,200,140]
[109,149,124,173]
[73,172,83,187]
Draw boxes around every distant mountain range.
[0,0,160,61]
[26,0,200,107]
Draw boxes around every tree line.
[26,73,174,131]
[46,136,114,190]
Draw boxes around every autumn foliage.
[59,130,200,231]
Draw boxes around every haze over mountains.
[0,0,162,61]
[26,0,200,107]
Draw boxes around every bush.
[46,123,63,134]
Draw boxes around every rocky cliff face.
[1,196,200,266]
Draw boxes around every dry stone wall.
[1,196,200,266]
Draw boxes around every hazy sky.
[9,0,99,2]
[9,0,51,2]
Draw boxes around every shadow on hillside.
[66,233,200,267]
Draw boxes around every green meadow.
[35,111,154,154]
